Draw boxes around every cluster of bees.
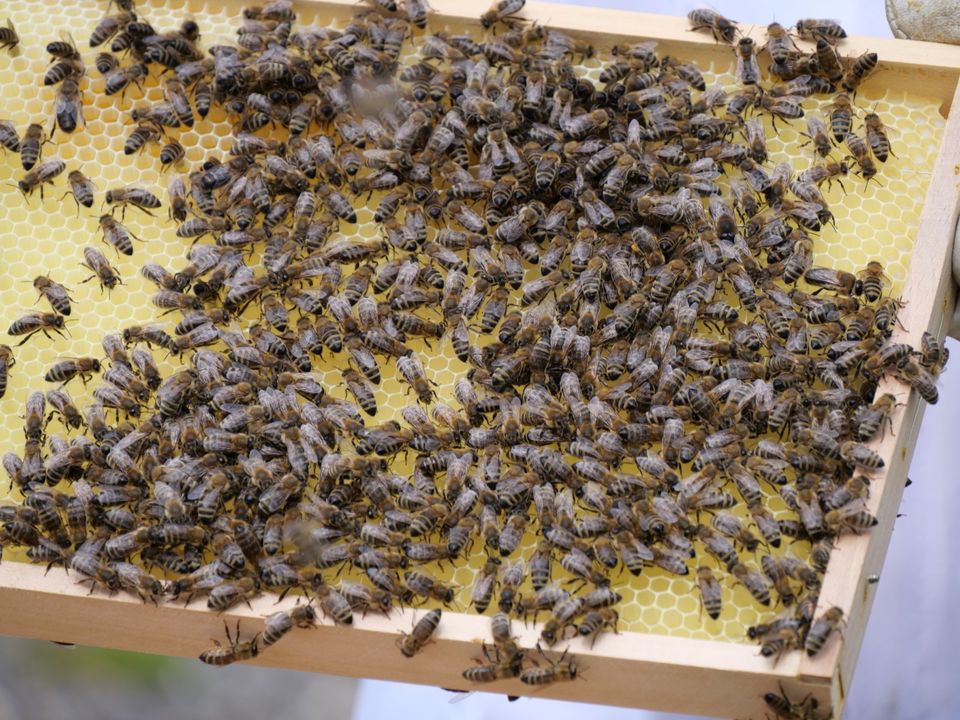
[0,0,947,704]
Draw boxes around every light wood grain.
[0,561,829,718]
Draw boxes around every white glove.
[887,0,960,43]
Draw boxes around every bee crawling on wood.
[763,682,824,720]
[480,0,525,30]
[398,608,442,657]
[805,606,844,656]
[199,620,260,666]
[688,8,738,43]
[519,646,581,686]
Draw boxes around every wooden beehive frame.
[1,2,959,717]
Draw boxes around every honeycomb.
[0,0,945,645]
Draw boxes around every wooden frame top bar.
[300,0,960,107]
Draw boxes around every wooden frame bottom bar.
[0,562,829,718]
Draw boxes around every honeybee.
[520,649,579,685]
[540,593,585,646]
[0,18,18,51]
[577,608,618,647]
[18,158,65,197]
[824,505,879,533]
[893,357,939,403]
[828,94,854,142]
[760,94,804,121]
[123,124,160,156]
[262,604,317,647]
[764,22,797,65]
[90,11,136,47]
[99,215,138,256]
[0,345,12,399]
[32,275,73,316]
[19,124,47,171]
[104,62,149,97]
[106,187,162,219]
[199,621,259,666]
[735,38,761,85]
[0,120,19,153]
[842,51,878,93]
[397,353,436,404]
[81,246,121,292]
[44,357,101,385]
[404,570,455,604]
[8,311,66,345]
[744,118,767,163]
[688,8,738,43]
[481,0,525,29]
[0,0,940,684]
[60,169,96,214]
[472,556,500,613]
[800,116,832,159]
[314,582,354,625]
[54,78,83,134]
[863,112,892,162]
[206,576,260,612]
[837,441,884,469]
[404,0,431,28]
[803,267,856,294]
[398,608,441,657]
[920,331,949,374]
[796,18,847,43]
[462,649,522,683]
[731,562,771,606]
[498,558,525,613]
[763,685,821,720]
[805,607,843,656]
[845,132,877,180]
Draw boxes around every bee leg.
[777,681,791,704]
[532,643,549,664]
[15,329,40,346]
[481,642,497,664]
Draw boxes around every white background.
[354,2,959,718]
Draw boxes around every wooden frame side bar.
[798,78,960,711]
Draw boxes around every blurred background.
[1,1,956,719]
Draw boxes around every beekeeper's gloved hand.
[887,1,960,338]
[887,0,960,43]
